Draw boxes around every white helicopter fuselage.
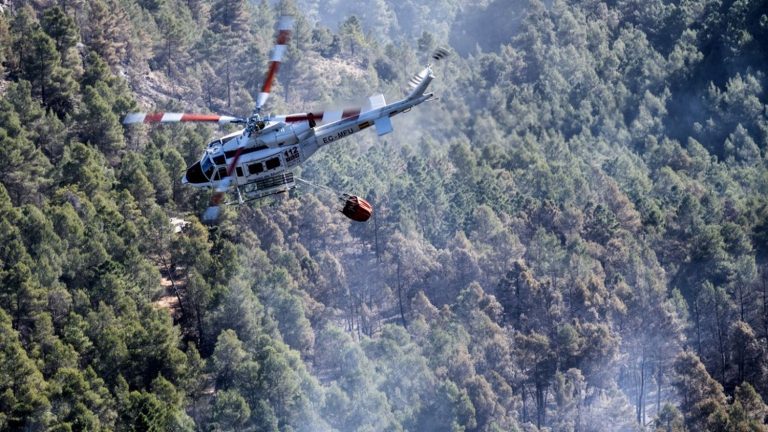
[182,87,434,200]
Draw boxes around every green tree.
[153,5,193,78]
[59,142,112,195]
[41,6,78,54]
[0,102,53,204]
[655,403,685,432]
[729,321,766,393]
[77,85,126,162]
[672,350,729,431]
[728,382,768,432]
[17,27,76,116]
[118,390,173,431]
[210,0,249,31]
[48,367,117,429]
[83,0,129,65]
[0,308,51,430]
[210,389,250,431]
[0,12,9,76]
[212,330,248,390]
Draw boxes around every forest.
[1,0,768,430]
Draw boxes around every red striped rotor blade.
[202,145,245,224]
[256,16,293,111]
[122,112,243,125]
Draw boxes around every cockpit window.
[201,155,214,180]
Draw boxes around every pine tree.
[728,382,768,432]
[19,29,60,106]
[672,350,729,431]
[59,142,112,195]
[0,308,51,430]
[41,6,78,53]
[211,389,251,430]
[76,85,125,162]
[84,0,128,65]
[0,100,53,204]
[212,329,248,389]
[0,12,9,77]
[210,0,249,33]
[154,4,193,78]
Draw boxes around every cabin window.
[201,155,214,179]
[221,135,238,145]
[216,167,228,180]
[236,167,244,177]
[265,157,281,170]
[248,163,264,175]
[213,155,226,165]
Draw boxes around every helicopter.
[123,17,448,223]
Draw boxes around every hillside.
[1,0,768,431]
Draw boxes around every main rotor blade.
[255,16,294,112]
[202,145,245,224]
[122,112,244,125]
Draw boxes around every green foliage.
[1,0,768,430]
[41,6,79,54]
[77,84,126,161]
[211,389,250,431]
[0,309,51,430]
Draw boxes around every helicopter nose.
[184,161,206,184]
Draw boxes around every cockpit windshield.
[201,155,215,180]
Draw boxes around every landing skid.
[224,172,296,206]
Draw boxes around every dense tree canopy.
[1,0,768,430]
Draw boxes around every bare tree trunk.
[762,269,768,342]
[521,384,528,424]
[536,383,547,428]
[166,38,172,78]
[39,46,47,105]
[373,201,380,262]
[195,303,204,348]
[160,254,185,315]
[656,344,663,416]
[225,56,231,108]
[354,290,362,340]
[637,350,645,425]
[694,295,703,354]
[396,259,407,328]
[715,294,727,384]
[575,390,582,432]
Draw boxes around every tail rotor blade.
[431,47,450,61]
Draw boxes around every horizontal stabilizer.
[375,117,393,136]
